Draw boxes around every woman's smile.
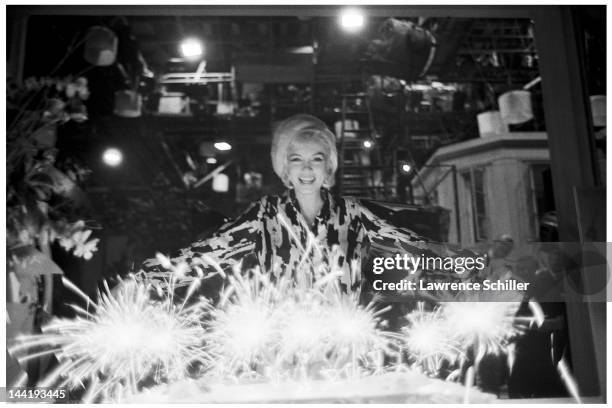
[298,176,316,184]
[286,139,329,195]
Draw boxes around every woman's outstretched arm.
[354,200,481,289]
[138,199,264,283]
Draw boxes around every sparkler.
[204,263,394,383]
[463,365,475,403]
[438,288,523,367]
[441,301,521,361]
[401,303,462,375]
[395,288,525,387]
[204,268,281,381]
[277,298,330,370]
[528,301,582,403]
[8,273,211,403]
[323,292,393,379]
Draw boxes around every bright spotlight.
[214,142,232,151]
[362,140,373,149]
[102,148,123,167]
[339,8,365,33]
[401,163,412,173]
[206,157,218,164]
[180,38,203,59]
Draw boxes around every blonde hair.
[271,114,338,188]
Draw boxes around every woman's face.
[286,138,328,196]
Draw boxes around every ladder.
[336,93,393,199]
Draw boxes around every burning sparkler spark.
[441,301,521,364]
[401,303,462,374]
[8,275,211,402]
[528,301,582,403]
[279,300,328,358]
[324,296,394,379]
[204,263,393,383]
[204,268,284,380]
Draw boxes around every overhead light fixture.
[180,38,203,59]
[362,139,373,149]
[339,8,365,33]
[102,147,123,167]
[206,157,218,164]
[214,142,232,151]
[401,163,412,174]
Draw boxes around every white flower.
[71,229,92,246]
[74,237,99,260]
[59,235,75,252]
[70,229,99,259]
[57,223,99,260]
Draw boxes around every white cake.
[128,371,496,403]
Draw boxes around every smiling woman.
[287,140,327,193]
[140,114,475,298]
[281,118,336,225]
[286,139,328,225]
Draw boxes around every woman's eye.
[312,156,324,162]
[289,157,302,162]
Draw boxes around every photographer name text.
[372,279,529,291]
[371,254,529,292]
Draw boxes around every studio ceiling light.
[102,147,123,167]
[180,38,203,59]
[339,8,365,33]
[214,142,232,151]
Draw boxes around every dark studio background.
[6,4,606,400]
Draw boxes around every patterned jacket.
[141,188,474,295]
